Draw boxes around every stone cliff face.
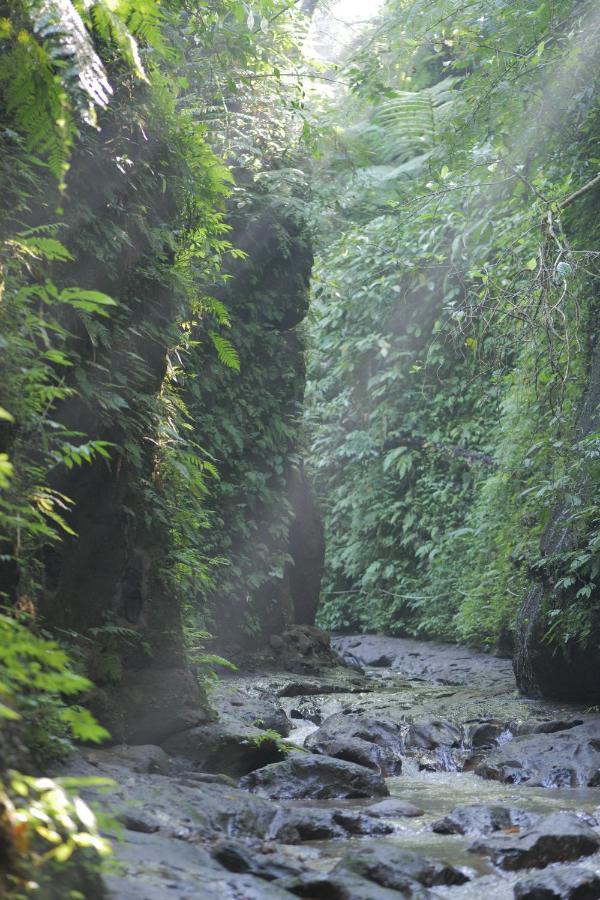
[514,327,600,701]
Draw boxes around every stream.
[67,630,600,899]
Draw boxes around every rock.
[212,840,303,881]
[212,680,291,737]
[333,634,515,691]
[476,723,600,787]
[104,831,297,899]
[514,865,600,898]
[470,812,600,870]
[336,845,469,889]
[286,468,325,627]
[239,753,389,800]
[285,871,432,899]
[366,798,425,818]
[464,720,508,749]
[404,719,462,751]
[305,713,404,775]
[84,744,171,775]
[89,665,210,745]
[161,722,288,777]
[432,804,538,836]
[269,807,393,843]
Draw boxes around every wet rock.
[432,804,538,836]
[366,798,425,818]
[104,831,297,899]
[464,720,508,749]
[333,634,515,691]
[285,871,432,899]
[268,807,392,843]
[161,722,288,777]
[84,744,171,774]
[405,719,462,751]
[239,753,389,800]
[337,845,469,889]
[470,812,600,870]
[305,714,404,775]
[212,840,303,881]
[476,723,600,787]
[514,865,600,898]
[212,682,291,736]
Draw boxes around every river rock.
[476,723,600,787]
[336,845,469,889]
[212,840,303,881]
[268,807,393,843]
[285,871,433,899]
[470,812,600,870]
[239,753,389,799]
[514,865,600,898]
[433,804,538,836]
[366,798,425,818]
[305,713,404,775]
[161,721,288,777]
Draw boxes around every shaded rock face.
[514,865,600,899]
[161,722,288,778]
[475,722,600,787]
[514,336,600,702]
[432,804,538,836]
[238,753,389,800]
[286,467,325,627]
[470,812,600,871]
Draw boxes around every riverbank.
[64,629,600,899]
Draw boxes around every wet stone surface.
[58,632,600,899]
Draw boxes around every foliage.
[1,771,113,898]
[308,0,600,648]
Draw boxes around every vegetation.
[309,0,600,652]
[1,0,599,890]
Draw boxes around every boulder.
[285,871,432,899]
[432,804,538,836]
[268,807,393,844]
[475,723,600,787]
[470,812,600,870]
[336,845,469,890]
[366,798,425,818]
[305,714,404,775]
[514,865,600,898]
[239,753,389,800]
[161,722,288,777]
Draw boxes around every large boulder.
[470,812,600,870]
[161,722,288,778]
[305,714,404,775]
[514,865,600,899]
[432,804,538,836]
[475,722,600,787]
[268,807,392,843]
[239,753,389,800]
[336,845,469,890]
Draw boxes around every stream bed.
[67,630,600,899]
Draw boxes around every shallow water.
[278,649,600,897]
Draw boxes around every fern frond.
[208,331,240,373]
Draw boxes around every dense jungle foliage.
[1,0,599,891]
[309,0,600,657]
[0,0,313,890]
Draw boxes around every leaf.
[209,331,240,372]
[0,407,14,422]
[526,257,538,271]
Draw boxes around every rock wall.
[514,328,600,701]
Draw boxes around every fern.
[209,331,241,372]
